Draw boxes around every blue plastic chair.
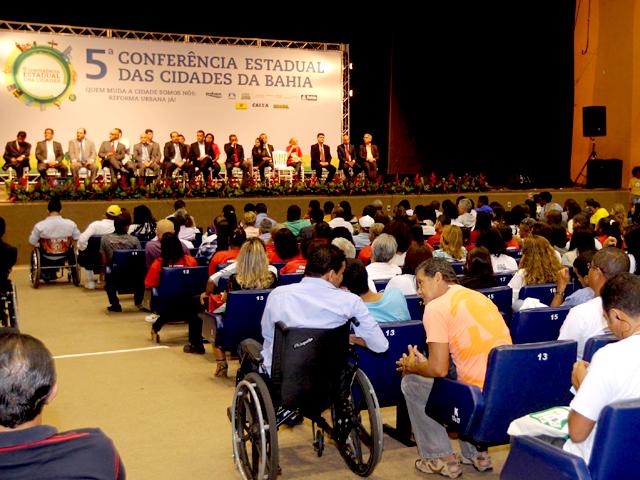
[510,306,571,344]
[108,249,146,294]
[583,333,617,362]
[477,286,512,323]
[357,320,426,445]
[451,262,465,275]
[519,283,559,305]
[373,279,389,292]
[494,272,515,286]
[278,273,304,286]
[151,266,208,316]
[424,340,577,446]
[501,399,640,480]
[405,295,424,321]
[271,262,286,272]
[220,289,272,354]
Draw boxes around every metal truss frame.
[0,20,350,135]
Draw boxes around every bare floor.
[13,266,508,479]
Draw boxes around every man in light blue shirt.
[28,197,80,247]
[260,244,388,373]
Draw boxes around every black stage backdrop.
[388,3,576,187]
[2,5,574,188]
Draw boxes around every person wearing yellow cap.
[77,205,121,289]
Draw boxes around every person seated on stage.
[396,258,511,477]
[68,128,98,182]
[178,133,189,157]
[100,211,142,312]
[507,234,562,309]
[145,233,199,349]
[77,204,121,289]
[35,128,67,180]
[98,129,127,181]
[342,258,410,323]
[260,244,388,374]
[132,132,161,178]
[337,134,361,182]
[28,197,80,255]
[251,137,273,183]
[357,133,379,180]
[113,128,134,176]
[310,133,336,183]
[224,134,251,182]
[190,129,220,180]
[162,131,192,179]
[286,137,303,178]
[433,225,467,263]
[459,246,498,290]
[203,237,278,376]
[365,233,402,291]
[387,243,434,296]
[0,331,125,478]
[2,131,31,179]
[204,133,222,172]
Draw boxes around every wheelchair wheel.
[231,372,278,480]
[69,264,80,286]
[333,368,383,477]
[7,283,18,328]
[29,249,41,289]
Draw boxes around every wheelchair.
[0,281,18,328]
[30,237,80,289]
[230,320,383,479]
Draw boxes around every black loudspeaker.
[587,159,622,188]
[583,106,606,137]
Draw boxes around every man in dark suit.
[35,128,67,179]
[2,131,31,179]
[358,133,380,180]
[189,130,220,180]
[162,131,192,178]
[224,134,251,182]
[337,134,361,182]
[310,132,336,183]
[98,129,128,181]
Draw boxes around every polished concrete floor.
[12,266,508,479]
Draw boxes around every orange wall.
[572,0,639,186]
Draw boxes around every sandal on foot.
[458,452,493,472]
[415,457,462,478]
[215,360,228,377]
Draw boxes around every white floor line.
[53,346,170,359]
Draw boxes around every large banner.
[0,31,343,158]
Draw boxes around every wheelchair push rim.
[333,368,384,477]
[29,249,41,289]
[231,372,278,480]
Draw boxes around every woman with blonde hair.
[610,203,629,231]
[508,234,562,308]
[286,137,303,178]
[433,224,466,262]
[203,237,278,376]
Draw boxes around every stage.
[1,188,628,265]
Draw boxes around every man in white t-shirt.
[558,248,630,360]
[563,272,640,462]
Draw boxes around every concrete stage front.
[1,188,629,264]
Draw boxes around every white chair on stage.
[272,150,294,184]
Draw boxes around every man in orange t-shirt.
[396,258,511,478]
